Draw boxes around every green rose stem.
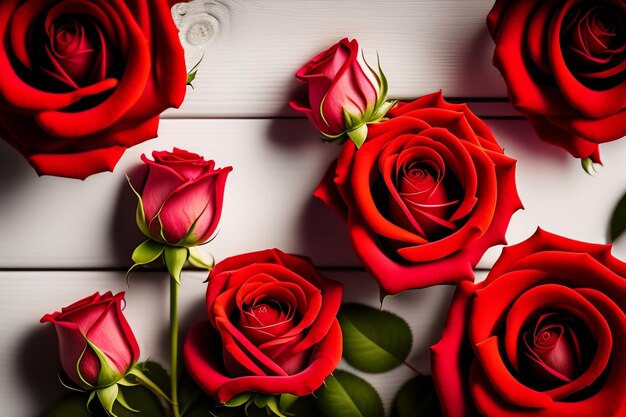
[170,276,182,417]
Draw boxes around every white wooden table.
[1,1,625,416]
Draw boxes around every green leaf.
[164,246,189,284]
[179,372,215,417]
[610,191,626,242]
[113,384,167,417]
[317,370,384,417]
[126,366,171,405]
[44,394,92,417]
[347,124,368,149]
[115,389,140,413]
[338,304,412,373]
[131,240,166,266]
[391,376,442,417]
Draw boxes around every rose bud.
[130,148,232,247]
[184,249,343,403]
[290,38,396,147]
[40,292,140,390]
[432,229,626,417]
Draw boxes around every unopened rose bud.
[290,38,395,148]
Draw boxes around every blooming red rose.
[41,292,140,389]
[290,38,394,147]
[432,229,626,417]
[130,148,232,246]
[315,91,522,294]
[488,0,626,163]
[0,0,187,179]
[183,249,343,402]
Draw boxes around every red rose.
[290,38,394,147]
[131,148,232,246]
[488,0,626,162]
[41,292,140,389]
[432,229,626,417]
[315,92,522,294]
[183,249,343,402]
[0,0,187,179]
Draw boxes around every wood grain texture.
[163,0,510,118]
[1,118,625,270]
[0,270,465,416]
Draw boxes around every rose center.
[520,312,593,389]
[562,5,625,88]
[251,303,281,326]
[383,156,459,241]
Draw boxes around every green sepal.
[343,108,361,129]
[371,99,397,121]
[223,392,253,407]
[581,157,601,175]
[222,393,293,417]
[127,240,166,282]
[131,240,166,266]
[253,394,269,409]
[347,124,369,148]
[58,372,88,393]
[187,70,198,87]
[75,346,95,390]
[186,54,203,88]
[87,391,97,411]
[164,246,189,284]
[97,384,120,417]
[126,175,151,238]
[265,395,290,417]
[188,247,215,269]
[278,394,298,412]
[85,339,123,387]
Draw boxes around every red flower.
[315,92,522,294]
[488,0,626,162]
[183,249,343,402]
[432,229,626,417]
[131,148,232,246]
[41,292,139,389]
[0,0,187,179]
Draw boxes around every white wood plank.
[163,0,508,118]
[0,270,464,416]
[1,118,625,269]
